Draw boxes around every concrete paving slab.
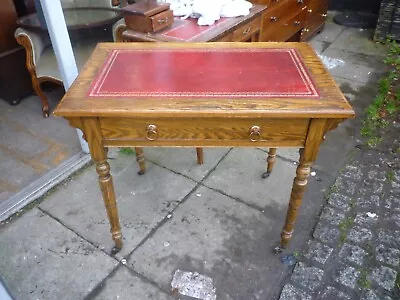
[0,117,50,160]
[39,155,197,257]
[0,208,117,300]
[313,76,378,173]
[0,151,38,201]
[308,40,331,55]
[92,266,174,300]
[312,22,345,43]
[329,28,388,57]
[202,148,296,210]
[322,48,387,84]
[0,91,81,205]
[334,77,369,104]
[128,185,288,300]
[141,147,231,182]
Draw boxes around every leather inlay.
[161,18,231,41]
[88,48,320,99]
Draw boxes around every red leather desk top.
[88,48,319,99]
[160,17,231,41]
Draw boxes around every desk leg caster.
[262,148,277,179]
[135,147,146,175]
[111,246,121,255]
[111,236,123,255]
[261,171,271,179]
[273,245,285,254]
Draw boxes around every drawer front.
[306,0,328,15]
[100,118,310,147]
[261,0,305,33]
[269,0,285,8]
[250,0,271,6]
[150,10,174,32]
[301,12,326,40]
[232,16,261,41]
[262,7,306,41]
[215,33,233,42]
[262,0,288,26]
[301,1,328,41]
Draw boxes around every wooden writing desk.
[119,5,267,42]
[54,42,354,254]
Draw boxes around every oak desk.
[54,42,354,254]
[119,5,266,43]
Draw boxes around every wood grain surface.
[55,42,355,252]
[54,42,354,119]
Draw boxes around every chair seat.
[36,40,98,80]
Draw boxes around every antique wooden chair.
[15,0,118,117]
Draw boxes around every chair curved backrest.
[61,0,114,9]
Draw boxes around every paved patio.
[0,15,396,300]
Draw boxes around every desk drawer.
[150,10,174,32]
[100,117,309,147]
[232,16,261,41]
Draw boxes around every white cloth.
[163,0,252,26]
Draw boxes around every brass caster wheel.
[261,171,271,179]
[273,245,285,254]
[111,246,121,255]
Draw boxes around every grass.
[324,184,339,201]
[119,147,136,155]
[338,216,355,243]
[361,39,400,147]
[387,170,395,182]
[357,268,371,289]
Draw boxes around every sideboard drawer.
[100,117,310,147]
[215,33,233,42]
[262,6,306,41]
[261,0,288,27]
[232,16,261,41]
[269,0,284,8]
[261,0,304,33]
[251,0,271,6]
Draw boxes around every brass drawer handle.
[297,0,304,3]
[242,28,251,35]
[249,126,261,142]
[294,21,301,26]
[270,16,278,22]
[147,124,158,141]
[322,13,327,17]
[157,18,168,24]
[308,9,313,13]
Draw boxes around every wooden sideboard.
[252,0,328,41]
[120,5,267,42]
[120,0,329,43]
[302,0,329,40]
[0,0,33,105]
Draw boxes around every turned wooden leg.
[96,159,122,254]
[196,147,204,165]
[262,148,277,178]
[83,118,122,253]
[274,119,327,253]
[135,147,146,175]
[274,149,311,253]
